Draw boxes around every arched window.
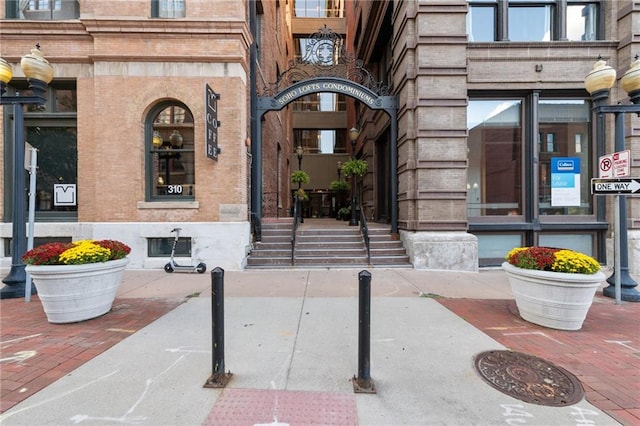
[146,101,195,201]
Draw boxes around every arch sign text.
[257,77,396,114]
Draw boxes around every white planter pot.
[502,262,605,331]
[26,258,129,324]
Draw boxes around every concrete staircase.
[246,218,412,269]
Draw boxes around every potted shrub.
[502,247,605,331]
[341,159,367,223]
[329,179,349,192]
[295,187,309,201]
[330,180,349,218]
[341,158,367,178]
[338,206,351,221]
[291,170,310,185]
[291,170,310,220]
[23,239,131,323]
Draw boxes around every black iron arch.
[250,25,398,235]
[256,77,397,115]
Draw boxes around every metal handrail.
[359,208,371,265]
[291,198,300,266]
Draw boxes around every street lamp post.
[0,46,54,299]
[584,57,640,302]
[296,145,304,223]
[349,127,360,226]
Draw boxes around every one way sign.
[591,178,640,194]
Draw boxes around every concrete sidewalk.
[115,267,516,300]
[0,268,634,425]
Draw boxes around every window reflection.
[28,1,61,10]
[26,126,78,212]
[159,0,185,18]
[294,0,344,17]
[467,6,496,42]
[467,1,600,42]
[538,100,592,215]
[20,0,78,19]
[54,89,77,112]
[467,100,522,217]
[509,5,551,41]
[467,98,593,219]
[567,4,597,41]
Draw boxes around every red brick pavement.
[0,296,183,413]
[438,294,640,426]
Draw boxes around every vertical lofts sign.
[205,84,221,160]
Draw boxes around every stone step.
[296,238,362,245]
[296,241,365,249]
[246,256,292,266]
[293,256,368,265]
[295,248,367,257]
[371,255,411,264]
[249,249,291,257]
[259,236,292,244]
[247,218,412,269]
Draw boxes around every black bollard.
[204,267,232,388]
[353,270,376,393]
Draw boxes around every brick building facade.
[1,0,256,269]
[2,0,639,276]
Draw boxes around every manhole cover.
[474,350,584,406]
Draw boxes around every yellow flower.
[505,246,600,274]
[59,240,111,265]
[552,249,600,274]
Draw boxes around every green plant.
[341,158,367,177]
[295,188,309,201]
[291,170,310,185]
[505,246,600,275]
[330,180,350,192]
[337,206,351,219]
[22,240,131,266]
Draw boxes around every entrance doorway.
[252,27,399,239]
[376,131,390,223]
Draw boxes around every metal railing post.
[204,267,232,388]
[353,270,376,393]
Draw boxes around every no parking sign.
[599,150,630,178]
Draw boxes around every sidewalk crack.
[284,270,310,389]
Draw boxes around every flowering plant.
[505,246,600,275]
[22,240,131,266]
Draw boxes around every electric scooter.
[164,228,207,273]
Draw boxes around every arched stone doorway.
[250,26,398,239]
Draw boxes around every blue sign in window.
[551,157,581,207]
[552,173,575,188]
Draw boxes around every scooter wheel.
[196,263,207,274]
[164,263,174,273]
